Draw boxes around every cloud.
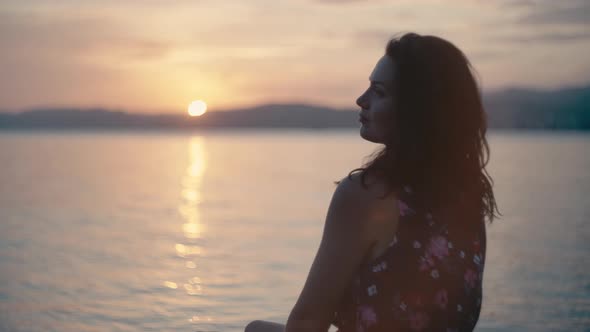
[478,1,590,48]
[1,0,589,111]
[515,0,590,25]
[0,10,177,111]
[466,49,509,62]
[493,30,590,44]
[311,0,467,4]
[351,29,395,48]
[313,0,371,4]
[0,11,172,62]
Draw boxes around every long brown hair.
[346,32,499,229]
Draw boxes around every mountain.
[482,85,590,129]
[0,85,588,130]
[0,104,358,129]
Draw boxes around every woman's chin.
[359,125,371,141]
[360,126,383,144]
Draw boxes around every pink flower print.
[430,269,440,279]
[358,305,378,327]
[399,301,407,311]
[409,311,430,331]
[434,289,448,309]
[398,199,415,217]
[473,253,482,266]
[427,213,435,226]
[428,235,449,259]
[419,253,435,271]
[388,235,398,247]
[372,261,387,273]
[367,284,378,296]
[464,268,478,288]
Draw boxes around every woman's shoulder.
[334,171,400,234]
[337,169,396,201]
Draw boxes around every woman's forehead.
[369,55,396,82]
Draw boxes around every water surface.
[0,129,588,331]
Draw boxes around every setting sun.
[188,100,207,116]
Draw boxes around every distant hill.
[0,85,588,130]
[0,104,357,129]
[482,85,590,129]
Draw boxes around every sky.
[1,0,589,114]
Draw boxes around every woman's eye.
[373,88,384,96]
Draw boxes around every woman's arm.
[245,174,383,332]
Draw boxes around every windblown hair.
[347,32,499,229]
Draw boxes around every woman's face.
[356,55,397,144]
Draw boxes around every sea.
[0,129,588,332]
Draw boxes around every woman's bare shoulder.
[337,170,396,201]
[334,171,400,247]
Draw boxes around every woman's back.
[246,33,497,332]
[332,184,487,332]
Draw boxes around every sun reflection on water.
[179,137,206,240]
[163,281,178,289]
[176,136,207,300]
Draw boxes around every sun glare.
[188,100,207,116]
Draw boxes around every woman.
[245,32,499,332]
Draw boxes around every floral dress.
[332,186,487,332]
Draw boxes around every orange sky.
[1,0,589,114]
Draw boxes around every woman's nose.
[356,91,369,109]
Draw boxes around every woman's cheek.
[374,106,395,139]
[374,108,392,123]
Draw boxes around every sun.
[188,100,207,116]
